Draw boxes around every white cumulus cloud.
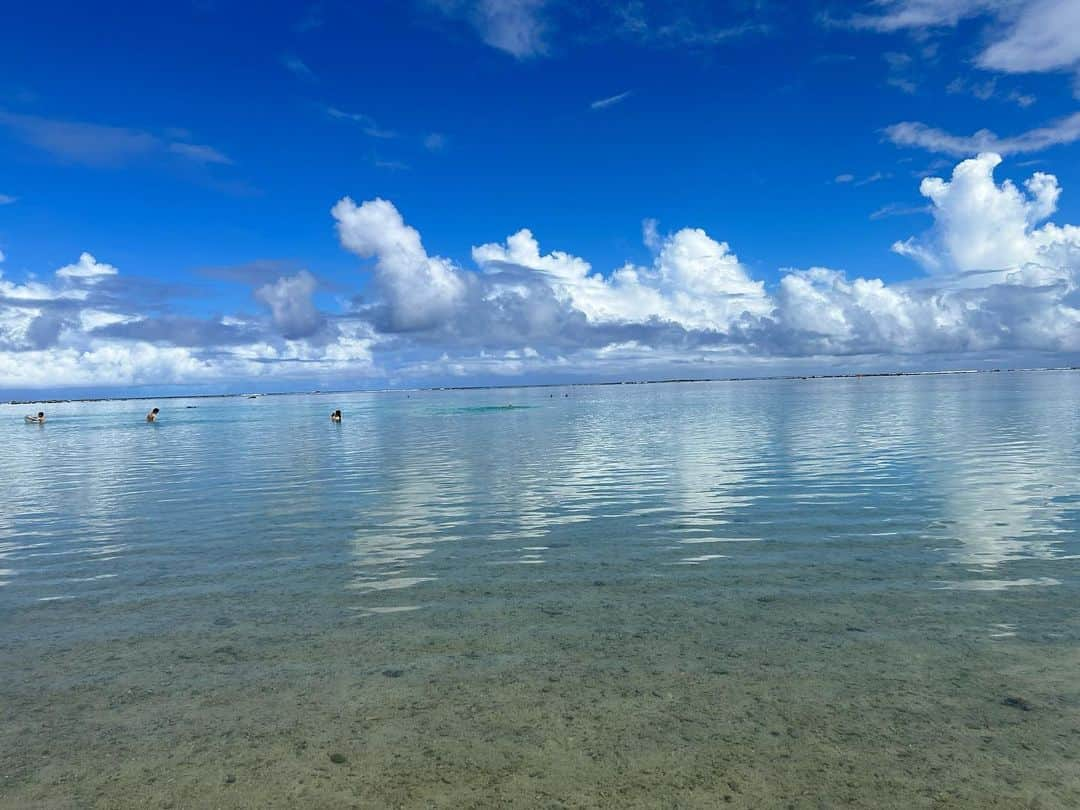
[473,222,770,332]
[332,197,467,331]
[332,154,1080,369]
[55,253,119,283]
[6,152,1080,392]
[0,253,374,389]
[891,152,1080,273]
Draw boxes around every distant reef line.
[5,365,1079,407]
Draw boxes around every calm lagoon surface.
[2,373,1079,808]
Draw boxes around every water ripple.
[1,374,1078,620]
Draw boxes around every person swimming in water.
[25,411,45,424]
[330,409,342,422]
[146,407,160,422]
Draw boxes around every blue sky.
[2,0,1080,395]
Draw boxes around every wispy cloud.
[946,75,995,100]
[0,194,16,205]
[431,0,550,59]
[855,171,890,186]
[645,19,767,47]
[614,4,768,48]
[168,142,233,165]
[423,132,448,151]
[848,0,1080,77]
[590,90,633,110]
[885,112,1080,156]
[1007,89,1036,108]
[913,158,953,178]
[887,76,917,94]
[0,109,232,169]
[325,106,397,139]
[0,110,157,167]
[869,202,932,220]
[431,1,767,59]
[834,172,889,186]
[947,75,1037,107]
[325,107,439,158]
[847,1,992,33]
[883,51,918,94]
[282,54,316,81]
[295,3,324,33]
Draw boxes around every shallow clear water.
[2,373,1079,808]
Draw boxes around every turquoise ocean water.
[1,373,1078,807]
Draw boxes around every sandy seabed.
[2,557,1077,810]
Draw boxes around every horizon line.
[5,365,1079,406]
